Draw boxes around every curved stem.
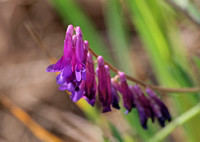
[24,20,200,94]
[89,48,200,93]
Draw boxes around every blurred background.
[0,0,200,142]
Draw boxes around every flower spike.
[46,24,171,130]
[118,72,134,113]
[96,56,112,112]
[84,52,96,106]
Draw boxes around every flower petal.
[62,65,72,78]
[46,56,64,72]
[59,83,75,92]
[56,73,65,85]
[71,89,84,102]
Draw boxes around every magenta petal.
[75,27,84,63]
[64,25,73,59]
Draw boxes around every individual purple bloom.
[130,85,154,129]
[75,27,86,82]
[46,25,88,104]
[84,52,96,106]
[64,25,74,59]
[118,72,134,113]
[104,65,113,110]
[111,80,120,109]
[146,88,171,127]
[96,56,112,113]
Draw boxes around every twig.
[25,20,200,94]
[89,48,200,93]
[0,94,64,142]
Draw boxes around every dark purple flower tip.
[102,106,111,113]
[131,85,155,123]
[97,56,104,67]
[146,88,171,127]
[111,86,120,109]
[85,98,96,106]
[137,107,148,129]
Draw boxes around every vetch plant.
[46,25,171,129]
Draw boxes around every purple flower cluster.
[46,25,171,129]
[113,72,171,129]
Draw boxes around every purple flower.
[46,25,87,102]
[96,56,112,112]
[118,72,134,113]
[146,88,171,127]
[75,27,86,82]
[111,79,120,109]
[130,85,154,129]
[84,52,96,106]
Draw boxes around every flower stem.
[89,48,200,93]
